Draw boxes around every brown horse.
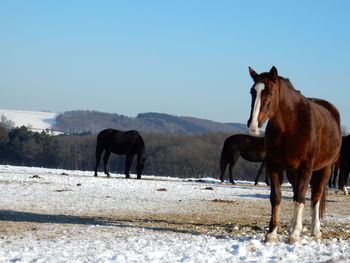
[247,66,341,244]
[219,134,268,185]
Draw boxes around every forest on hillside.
[53,110,247,135]
[0,125,263,181]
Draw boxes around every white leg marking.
[342,185,349,195]
[249,83,265,135]
[311,201,321,238]
[288,202,304,243]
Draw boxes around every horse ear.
[249,67,259,81]
[270,66,278,81]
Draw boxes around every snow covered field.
[0,165,349,263]
[0,109,57,132]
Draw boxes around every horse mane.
[279,77,299,93]
[278,76,308,104]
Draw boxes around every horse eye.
[268,92,273,97]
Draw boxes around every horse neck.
[137,149,145,162]
[270,79,306,132]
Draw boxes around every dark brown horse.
[329,155,340,188]
[219,134,268,185]
[94,129,146,179]
[247,66,341,244]
[338,135,350,195]
[328,136,349,195]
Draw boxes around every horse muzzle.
[249,125,261,136]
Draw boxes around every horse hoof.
[287,236,300,244]
[312,233,322,239]
[106,174,110,178]
[265,233,278,243]
[94,174,98,177]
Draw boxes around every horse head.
[136,157,146,177]
[247,66,280,135]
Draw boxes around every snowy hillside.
[0,109,57,132]
[0,165,349,263]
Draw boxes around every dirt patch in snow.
[1,186,349,241]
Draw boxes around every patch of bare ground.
[1,186,348,241]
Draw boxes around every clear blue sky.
[1,1,350,130]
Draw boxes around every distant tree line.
[0,125,263,181]
[53,110,247,135]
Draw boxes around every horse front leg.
[310,165,333,239]
[265,170,283,242]
[288,165,312,244]
[103,151,111,177]
[124,154,134,179]
[254,160,265,185]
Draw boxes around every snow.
[0,165,349,263]
[0,109,56,132]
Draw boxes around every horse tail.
[95,135,103,156]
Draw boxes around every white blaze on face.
[249,83,265,135]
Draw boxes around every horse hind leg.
[228,155,239,184]
[219,159,228,183]
[228,163,236,184]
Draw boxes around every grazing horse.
[338,135,350,195]
[219,134,268,185]
[247,66,341,244]
[94,129,146,179]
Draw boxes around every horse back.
[222,134,265,162]
[309,98,341,145]
[265,96,341,171]
[308,98,341,126]
[302,98,341,168]
[97,129,144,155]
